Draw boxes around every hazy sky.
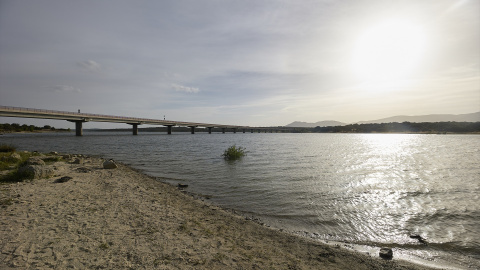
[1,0,479,128]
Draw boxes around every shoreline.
[1,154,436,269]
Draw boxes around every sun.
[351,20,426,83]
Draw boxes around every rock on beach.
[26,157,45,166]
[102,159,118,169]
[17,165,55,179]
[379,248,393,259]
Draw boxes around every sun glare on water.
[351,20,427,86]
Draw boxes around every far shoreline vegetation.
[93,121,480,134]
[312,121,480,134]
[1,121,479,134]
[0,123,70,133]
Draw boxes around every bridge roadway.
[0,106,263,136]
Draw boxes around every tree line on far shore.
[312,121,480,133]
[0,123,69,132]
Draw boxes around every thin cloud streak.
[50,85,82,93]
[172,84,200,94]
[77,60,102,72]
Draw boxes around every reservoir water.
[1,132,479,269]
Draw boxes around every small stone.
[103,159,118,169]
[62,154,72,159]
[410,234,427,244]
[72,158,83,164]
[50,151,58,155]
[177,183,188,188]
[76,167,91,173]
[379,248,393,259]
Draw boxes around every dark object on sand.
[177,183,188,189]
[379,248,393,259]
[76,167,91,173]
[55,176,73,183]
[410,234,428,245]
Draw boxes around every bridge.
[0,106,260,136]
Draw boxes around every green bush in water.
[222,145,246,160]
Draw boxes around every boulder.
[103,159,118,169]
[10,153,22,161]
[62,154,72,159]
[18,165,55,179]
[379,248,393,259]
[26,157,45,166]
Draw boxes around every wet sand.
[0,155,435,269]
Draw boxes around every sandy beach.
[0,155,435,269]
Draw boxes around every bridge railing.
[0,105,180,124]
[0,105,247,128]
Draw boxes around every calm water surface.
[1,132,479,269]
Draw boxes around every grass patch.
[178,223,189,233]
[42,156,62,164]
[0,198,14,208]
[99,242,110,250]
[0,144,16,153]
[154,255,172,266]
[1,168,34,183]
[0,152,32,171]
[0,152,37,183]
[0,160,13,171]
[213,252,227,262]
[222,145,246,160]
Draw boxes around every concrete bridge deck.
[0,106,256,136]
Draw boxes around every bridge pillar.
[75,121,83,136]
[208,127,213,134]
[129,123,138,135]
[222,128,226,134]
[163,125,174,134]
[190,126,195,134]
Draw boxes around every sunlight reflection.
[344,134,424,243]
[360,133,417,155]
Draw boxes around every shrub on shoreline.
[222,145,246,160]
[0,151,39,182]
[0,144,16,153]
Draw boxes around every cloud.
[51,85,81,93]
[77,60,101,72]
[172,83,199,93]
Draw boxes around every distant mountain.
[357,112,480,124]
[284,112,480,128]
[285,120,346,128]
